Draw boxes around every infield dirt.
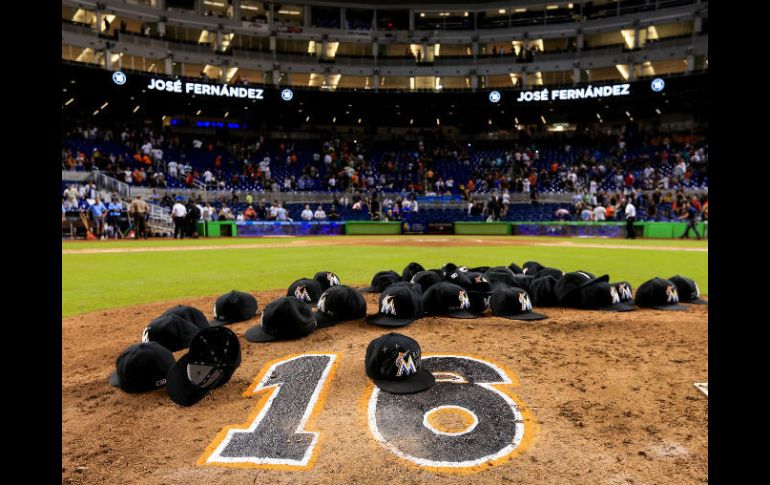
[62,288,707,485]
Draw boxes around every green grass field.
[61,236,707,317]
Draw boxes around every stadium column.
[216,30,223,52]
[104,47,113,70]
[232,0,240,20]
[409,9,415,31]
[196,0,204,16]
[165,56,173,75]
[304,5,310,28]
[341,8,345,30]
[572,66,580,85]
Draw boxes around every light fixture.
[133,105,140,113]
[498,9,506,14]
[196,109,202,115]
[65,98,75,106]
[100,102,109,109]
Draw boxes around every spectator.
[90,196,108,238]
[580,206,593,221]
[301,204,313,221]
[275,203,291,222]
[593,204,606,221]
[244,205,257,221]
[314,205,327,221]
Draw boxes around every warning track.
[62,237,707,255]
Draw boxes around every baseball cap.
[490,286,548,321]
[529,275,560,307]
[314,285,367,328]
[389,281,424,296]
[440,262,458,277]
[668,275,707,304]
[535,267,565,280]
[468,266,490,273]
[166,326,241,406]
[509,274,535,292]
[245,297,318,342]
[402,262,425,282]
[365,333,435,394]
[109,342,175,393]
[445,270,472,289]
[366,284,424,327]
[162,305,209,330]
[210,290,259,325]
[423,282,476,319]
[484,266,518,288]
[287,278,323,305]
[142,313,201,352]
[313,271,342,291]
[410,270,443,293]
[578,280,636,311]
[522,261,545,275]
[465,273,494,315]
[361,270,401,293]
[508,263,524,275]
[635,278,688,311]
[554,271,610,308]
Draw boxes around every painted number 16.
[199,353,535,473]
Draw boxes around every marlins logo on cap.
[518,292,533,311]
[458,290,470,309]
[317,292,328,313]
[666,285,679,303]
[618,283,633,300]
[395,351,418,377]
[328,273,340,286]
[294,285,312,302]
[381,295,397,316]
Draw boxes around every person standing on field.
[624,198,637,239]
[679,202,702,239]
[171,197,187,239]
[128,195,149,239]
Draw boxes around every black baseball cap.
[313,271,341,291]
[529,275,560,307]
[389,281,424,296]
[508,263,524,275]
[468,266,490,273]
[109,342,175,393]
[611,281,635,304]
[365,333,435,394]
[635,278,688,311]
[162,305,209,330]
[484,266,518,287]
[142,313,201,352]
[245,297,317,342]
[579,280,636,311]
[287,278,323,305]
[554,271,610,308]
[314,285,367,327]
[402,262,425,282]
[210,290,259,325]
[440,262,458,277]
[510,274,535,293]
[490,286,548,321]
[423,282,476,319]
[668,275,707,304]
[522,261,545,275]
[366,284,424,327]
[445,270,472,289]
[410,270,443,293]
[535,267,565,280]
[166,326,241,406]
[361,270,401,293]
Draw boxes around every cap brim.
[166,354,210,407]
[365,314,416,327]
[243,325,279,342]
[314,311,340,328]
[208,310,261,326]
[685,298,708,305]
[646,304,688,311]
[374,368,436,394]
[596,302,636,312]
[108,372,120,387]
[445,310,478,319]
[498,311,548,321]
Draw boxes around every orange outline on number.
[197,352,341,470]
[360,353,539,474]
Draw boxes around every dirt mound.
[62,290,707,485]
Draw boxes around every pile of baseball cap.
[108,261,706,402]
[108,287,258,406]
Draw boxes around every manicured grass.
[62,236,708,317]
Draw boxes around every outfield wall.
[201,221,708,238]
